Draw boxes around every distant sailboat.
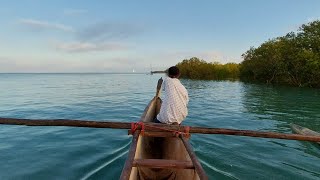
[132,69,135,73]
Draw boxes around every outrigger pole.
[0,118,320,142]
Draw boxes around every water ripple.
[0,74,320,179]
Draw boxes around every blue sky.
[0,0,320,72]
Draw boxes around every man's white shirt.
[157,77,189,124]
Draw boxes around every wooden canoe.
[128,94,200,179]
[290,123,320,145]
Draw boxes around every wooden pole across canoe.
[0,117,320,142]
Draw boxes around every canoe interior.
[129,96,200,180]
[290,123,320,144]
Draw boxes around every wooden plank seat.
[128,130,190,138]
[133,159,194,169]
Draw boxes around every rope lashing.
[130,122,190,137]
[173,125,190,137]
[131,122,145,135]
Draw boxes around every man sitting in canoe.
[155,66,189,125]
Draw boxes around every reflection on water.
[242,83,320,132]
[182,80,320,179]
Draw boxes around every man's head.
[168,66,180,78]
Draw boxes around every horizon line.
[0,72,151,74]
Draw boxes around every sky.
[0,0,320,73]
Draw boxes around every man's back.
[157,77,189,124]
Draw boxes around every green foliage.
[240,20,320,88]
[176,57,240,80]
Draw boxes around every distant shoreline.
[0,72,148,74]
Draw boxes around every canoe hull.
[290,123,320,145]
[129,97,200,180]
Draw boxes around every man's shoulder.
[165,77,181,83]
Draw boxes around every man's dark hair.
[168,66,180,77]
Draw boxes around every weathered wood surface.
[1,118,320,142]
[120,131,140,180]
[180,136,208,180]
[156,77,163,97]
[129,86,200,180]
[151,70,166,74]
[290,123,320,144]
[133,159,194,169]
[0,117,131,129]
[128,130,190,138]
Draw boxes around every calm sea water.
[0,73,319,180]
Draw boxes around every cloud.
[54,41,128,52]
[0,56,144,73]
[19,18,75,32]
[0,56,38,72]
[63,8,88,16]
[50,21,143,53]
[17,19,143,54]
[77,22,143,42]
